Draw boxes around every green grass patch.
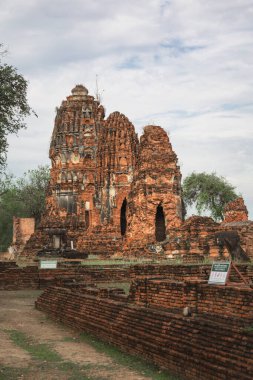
[7,330,62,362]
[96,281,131,295]
[0,366,29,380]
[5,330,113,380]
[62,336,79,343]
[4,328,181,379]
[79,332,180,380]
[57,362,92,380]
[0,363,92,380]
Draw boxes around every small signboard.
[208,261,231,285]
[39,260,58,269]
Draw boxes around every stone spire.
[126,125,183,246]
[96,111,139,225]
[45,85,104,230]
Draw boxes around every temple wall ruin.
[223,197,249,223]
[125,126,183,249]
[130,278,253,322]
[13,217,35,245]
[8,217,35,256]
[1,260,253,291]
[219,221,253,260]
[36,282,253,380]
[20,85,252,260]
[21,85,186,258]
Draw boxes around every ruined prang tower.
[126,126,183,251]
[46,84,104,230]
[22,85,184,258]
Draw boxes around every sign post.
[208,261,231,285]
[208,261,253,288]
[39,260,58,269]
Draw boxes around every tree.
[0,44,35,172]
[0,171,14,196]
[182,172,238,221]
[15,165,50,223]
[0,165,50,251]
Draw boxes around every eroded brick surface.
[224,197,249,223]
[36,282,253,380]
[9,217,35,255]
[21,86,184,258]
[20,85,252,260]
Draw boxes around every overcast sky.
[1,0,253,218]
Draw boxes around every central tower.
[46,84,105,230]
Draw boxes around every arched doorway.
[155,204,166,241]
[120,198,127,236]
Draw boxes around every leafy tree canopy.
[0,171,14,196]
[0,44,35,172]
[15,165,50,223]
[182,172,238,221]
[0,165,50,251]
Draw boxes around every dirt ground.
[0,290,156,380]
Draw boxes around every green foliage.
[0,165,50,251]
[182,172,238,221]
[0,180,27,252]
[0,44,35,172]
[15,165,50,223]
[0,171,14,196]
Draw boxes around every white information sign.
[39,260,58,269]
[208,261,231,285]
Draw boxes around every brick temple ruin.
[0,259,252,379]
[21,84,253,260]
[1,84,252,380]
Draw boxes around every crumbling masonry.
[22,85,253,259]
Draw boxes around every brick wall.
[130,278,253,323]
[197,284,253,322]
[36,285,253,380]
[0,265,39,290]
[0,263,131,290]
[0,262,253,290]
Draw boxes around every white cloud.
[1,0,253,217]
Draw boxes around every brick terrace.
[36,279,253,380]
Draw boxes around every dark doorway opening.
[120,198,127,236]
[155,204,166,242]
[85,211,90,229]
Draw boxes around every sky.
[1,0,253,218]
